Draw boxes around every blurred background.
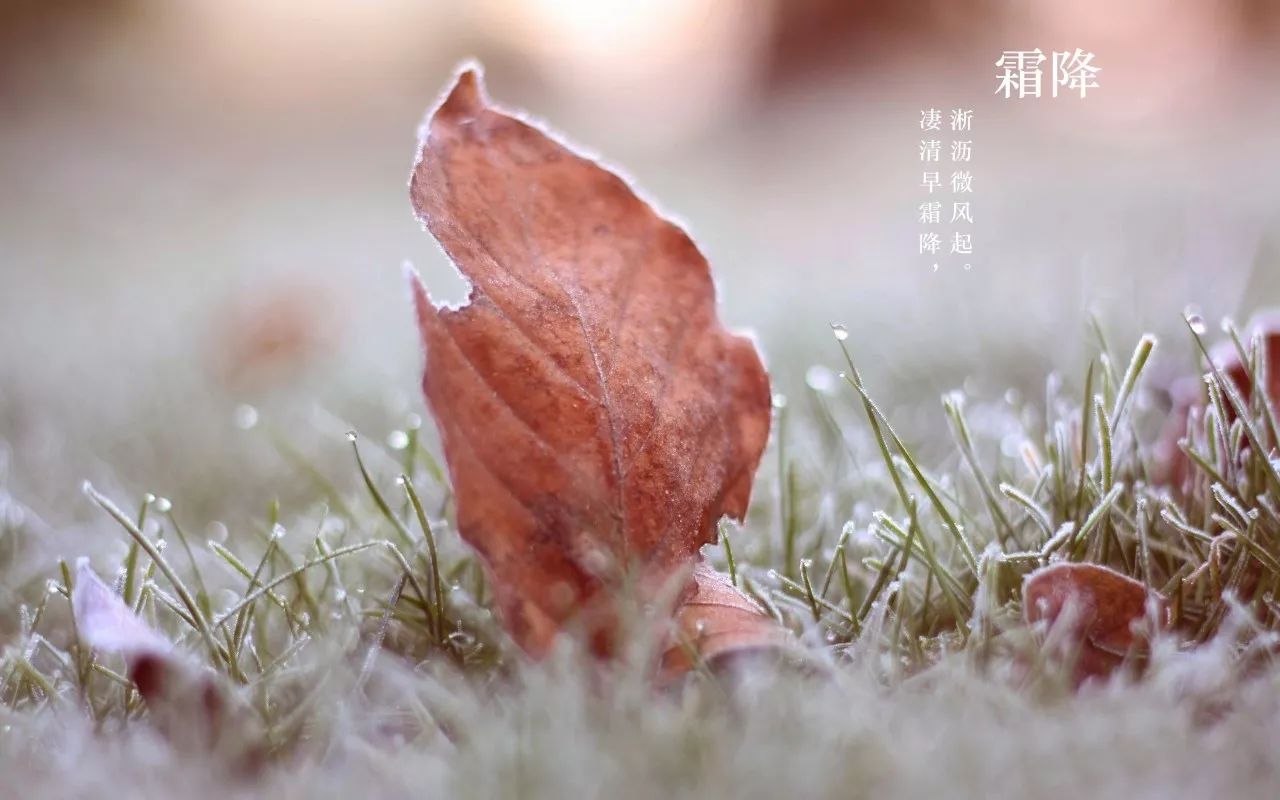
[2,1,1279,554]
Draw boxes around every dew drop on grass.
[830,323,849,341]
[772,393,788,409]
[406,412,422,430]
[233,403,259,430]
[1000,433,1024,458]
[805,365,837,394]
[1184,306,1207,335]
[448,631,476,649]
[271,523,287,541]
[207,521,229,543]
[154,497,172,513]
[387,430,410,450]
[345,430,358,442]
[144,493,157,505]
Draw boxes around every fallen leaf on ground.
[407,67,777,668]
[210,278,340,392]
[1023,562,1166,685]
[73,558,175,664]
[658,561,792,683]
[72,559,262,770]
[1154,310,1280,490]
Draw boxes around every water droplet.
[233,404,259,430]
[154,497,172,513]
[805,365,837,394]
[771,393,788,409]
[1185,307,1207,335]
[46,579,60,595]
[830,323,850,341]
[144,493,157,504]
[271,523,287,541]
[345,430,358,443]
[81,480,93,496]
[406,413,422,430]
[1221,317,1235,334]
[395,475,407,487]
[387,430,410,450]
[447,631,476,649]
[207,521,229,543]
[154,539,167,553]
[1000,433,1024,458]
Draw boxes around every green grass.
[3,312,1280,796]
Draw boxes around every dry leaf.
[73,558,174,664]
[1155,311,1280,490]
[407,67,774,663]
[1213,311,1280,412]
[1023,562,1165,685]
[210,278,340,392]
[658,561,791,683]
[72,560,262,770]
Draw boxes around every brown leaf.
[1023,562,1165,685]
[1154,310,1280,490]
[1213,311,1280,411]
[407,68,772,660]
[72,558,176,670]
[72,560,263,771]
[658,561,791,683]
[210,278,341,392]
